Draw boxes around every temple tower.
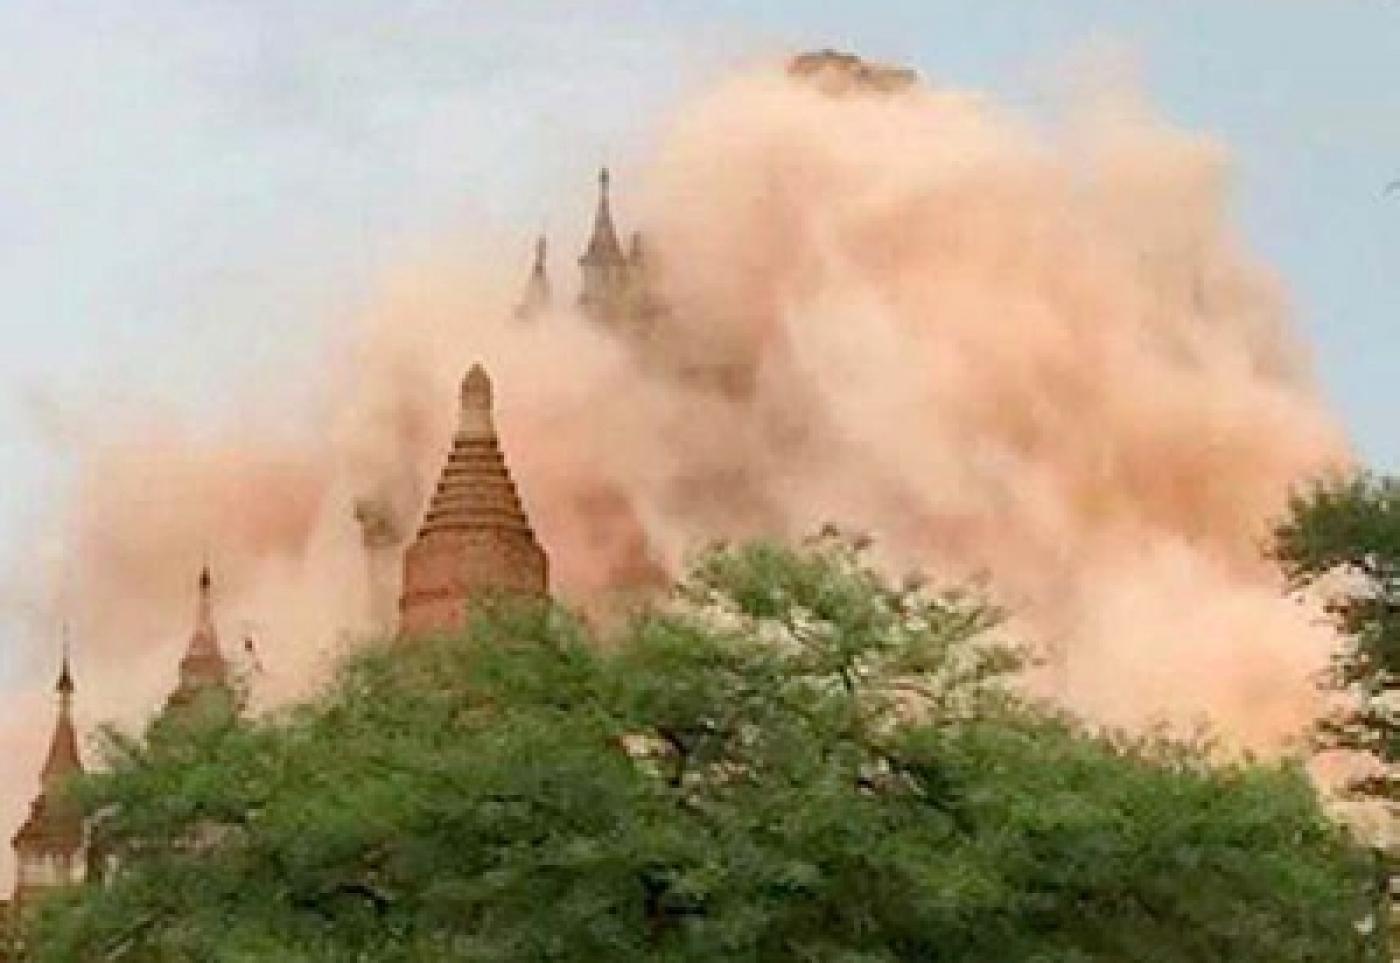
[578,168,630,325]
[12,644,85,907]
[398,364,548,637]
[164,566,232,713]
[513,234,551,323]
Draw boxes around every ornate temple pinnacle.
[581,166,624,267]
[459,363,496,438]
[195,564,214,634]
[514,236,552,322]
[56,633,73,698]
[15,633,85,905]
[39,644,80,786]
[169,562,229,709]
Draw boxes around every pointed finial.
[459,363,496,437]
[195,562,215,633]
[39,625,82,787]
[600,166,611,195]
[56,623,74,697]
[534,234,547,271]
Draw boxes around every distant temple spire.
[12,635,86,905]
[513,234,551,322]
[581,167,625,266]
[56,624,74,700]
[579,167,630,324]
[165,564,231,712]
[41,635,79,789]
[398,363,547,637]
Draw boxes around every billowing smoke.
[0,53,1350,883]
[619,57,1348,745]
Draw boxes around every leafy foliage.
[1274,472,1400,798]
[23,537,1380,961]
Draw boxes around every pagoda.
[11,644,85,907]
[578,167,629,326]
[513,234,552,323]
[164,565,232,713]
[398,364,548,636]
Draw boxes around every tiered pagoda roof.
[417,365,538,541]
[398,363,548,636]
[165,566,230,711]
[13,648,84,854]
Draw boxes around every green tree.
[24,537,1380,961]
[1274,472,1400,800]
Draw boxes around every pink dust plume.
[0,52,1352,885]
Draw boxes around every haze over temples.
[6,162,669,909]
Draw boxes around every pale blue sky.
[0,1,1396,681]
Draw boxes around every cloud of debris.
[0,50,1351,884]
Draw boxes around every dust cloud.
[0,52,1350,883]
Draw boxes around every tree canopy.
[1274,471,1400,801]
[21,537,1380,961]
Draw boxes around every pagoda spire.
[578,167,630,324]
[581,167,625,266]
[166,564,231,711]
[398,362,547,637]
[513,234,551,322]
[13,634,86,904]
[40,631,80,789]
[197,563,212,627]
